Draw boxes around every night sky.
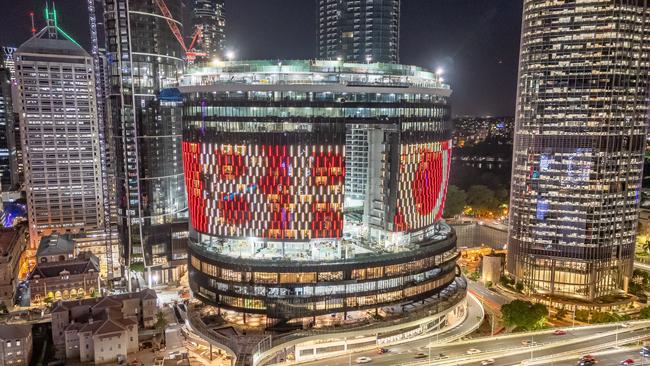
[0,0,522,116]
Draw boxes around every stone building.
[0,324,32,366]
[0,223,26,308]
[27,252,100,303]
[51,289,158,363]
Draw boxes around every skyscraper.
[507,0,650,302]
[0,59,15,191]
[1,47,22,190]
[318,0,400,63]
[104,0,188,286]
[15,6,104,251]
[193,0,226,58]
[88,0,119,280]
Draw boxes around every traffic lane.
[301,324,630,366]
[468,282,508,307]
[554,349,646,366]
[462,326,650,366]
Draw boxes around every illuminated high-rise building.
[318,0,400,63]
[507,0,650,301]
[180,60,464,326]
[104,0,188,286]
[1,47,22,189]
[15,6,104,251]
[193,0,226,58]
[0,57,15,190]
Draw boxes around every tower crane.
[153,0,206,63]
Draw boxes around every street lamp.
[225,50,235,61]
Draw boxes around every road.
[468,281,509,308]
[552,347,648,366]
[300,321,648,366]
[441,323,650,366]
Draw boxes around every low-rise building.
[51,289,158,364]
[0,324,32,366]
[27,252,101,304]
[0,223,27,308]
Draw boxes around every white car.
[467,348,482,355]
[481,360,495,366]
[355,356,372,364]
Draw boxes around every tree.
[575,309,590,322]
[468,272,480,281]
[501,300,548,331]
[443,185,467,218]
[555,308,568,320]
[155,310,168,331]
[466,185,500,217]
[129,262,145,273]
[640,307,650,319]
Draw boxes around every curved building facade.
[180,60,463,322]
[508,0,650,301]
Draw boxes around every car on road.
[435,353,448,360]
[553,329,567,335]
[521,340,538,346]
[466,348,482,355]
[621,322,631,328]
[377,348,388,354]
[578,355,597,366]
[641,346,650,357]
[355,356,372,364]
[620,359,635,365]
[414,352,427,359]
[481,359,495,365]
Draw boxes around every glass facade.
[0,63,13,190]
[180,60,462,321]
[508,0,650,301]
[318,0,400,63]
[104,0,188,284]
[193,0,226,58]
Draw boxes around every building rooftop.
[181,59,449,91]
[0,224,25,257]
[28,255,99,279]
[36,234,74,258]
[52,289,158,315]
[0,324,31,340]
[17,36,88,58]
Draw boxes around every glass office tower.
[193,0,226,58]
[180,60,464,325]
[104,0,188,285]
[507,0,650,301]
[318,0,400,63]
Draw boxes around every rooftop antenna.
[29,11,36,35]
[45,1,57,39]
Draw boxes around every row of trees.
[444,184,509,218]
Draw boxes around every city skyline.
[1,1,650,365]
[0,0,522,117]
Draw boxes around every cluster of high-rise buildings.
[1,0,649,341]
